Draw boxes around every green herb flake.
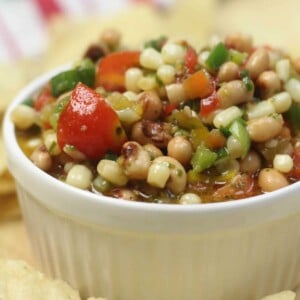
[144,36,167,51]
[240,69,254,91]
[205,42,229,72]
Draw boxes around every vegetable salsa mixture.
[11,30,300,204]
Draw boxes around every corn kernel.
[140,48,163,70]
[44,131,61,155]
[97,159,128,186]
[147,162,170,188]
[66,165,92,190]
[161,43,185,65]
[11,104,36,130]
[157,64,176,84]
[137,76,157,91]
[273,154,293,173]
[275,59,290,82]
[125,68,143,92]
[165,83,187,105]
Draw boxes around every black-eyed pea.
[256,71,281,99]
[245,48,270,79]
[111,188,138,201]
[138,91,162,121]
[143,144,163,160]
[30,145,52,171]
[131,121,152,145]
[224,33,253,53]
[247,114,284,142]
[217,80,254,108]
[217,61,239,83]
[167,136,193,166]
[258,168,289,192]
[179,193,202,204]
[119,141,151,180]
[240,150,262,174]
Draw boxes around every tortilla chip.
[260,290,296,300]
[0,259,81,300]
[43,1,216,71]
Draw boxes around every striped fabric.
[0,0,169,63]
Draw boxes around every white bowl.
[3,66,300,300]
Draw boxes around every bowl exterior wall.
[17,182,300,300]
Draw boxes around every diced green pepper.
[50,59,95,97]
[23,98,34,107]
[285,102,300,133]
[144,36,167,51]
[76,58,95,87]
[229,49,247,65]
[205,42,229,72]
[228,119,250,158]
[191,146,218,173]
[49,96,70,129]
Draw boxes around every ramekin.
[3,66,300,300]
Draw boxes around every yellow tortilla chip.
[43,0,216,71]
[0,259,81,300]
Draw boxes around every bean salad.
[11,30,300,204]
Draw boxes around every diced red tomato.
[34,84,53,111]
[96,51,140,92]
[57,83,127,160]
[183,70,214,99]
[200,92,220,117]
[212,174,256,201]
[184,46,198,74]
[288,147,300,180]
[163,103,178,117]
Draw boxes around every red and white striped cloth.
[0,0,172,63]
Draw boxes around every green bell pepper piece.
[205,42,229,72]
[50,59,95,97]
[228,119,250,158]
[191,146,218,173]
[285,102,300,134]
